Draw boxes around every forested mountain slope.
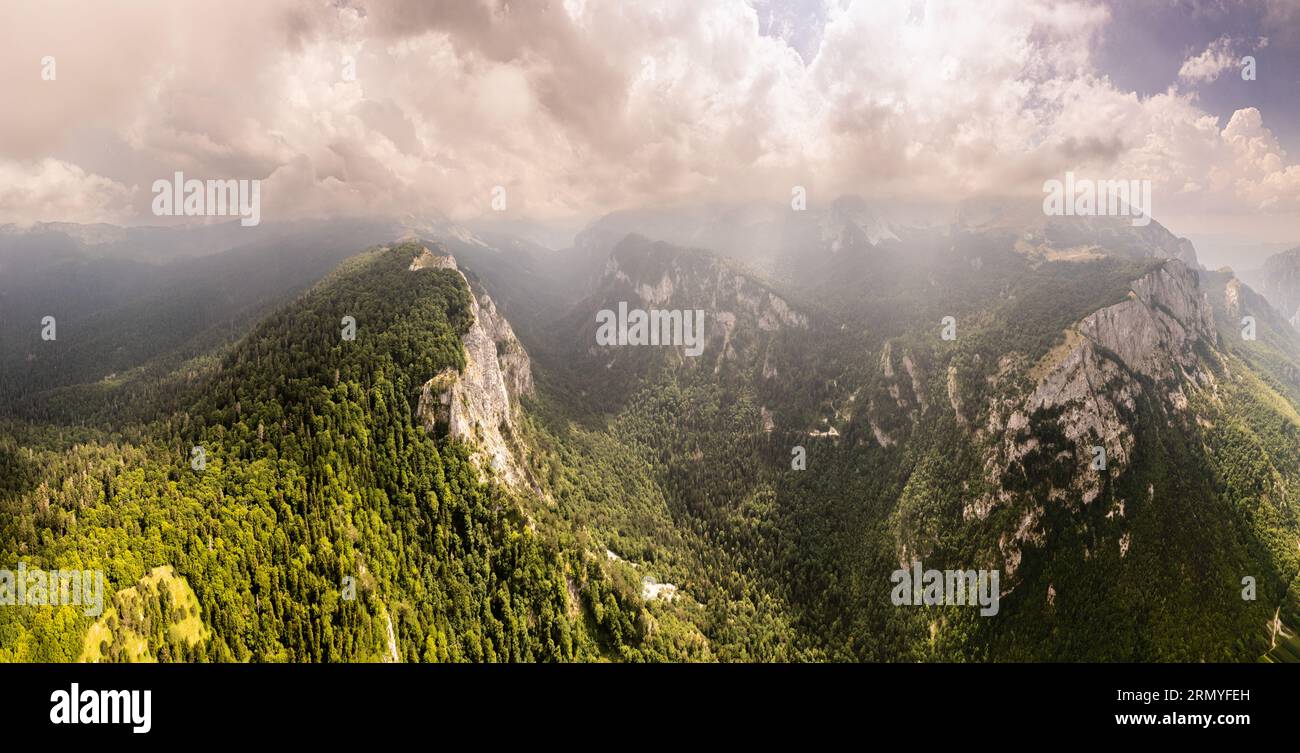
[498,220,1300,661]
[0,219,418,425]
[4,217,1300,662]
[0,242,690,662]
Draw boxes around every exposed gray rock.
[981,260,1218,570]
[409,246,458,272]
[902,354,927,412]
[1078,259,1215,380]
[947,365,966,426]
[476,292,534,400]
[1224,277,1244,320]
[601,235,809,339]
[410,245,534,489]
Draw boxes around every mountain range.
[2,201,1299,662]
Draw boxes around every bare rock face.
[476,292,534,400]
[409,246,458,272]
[417,368,459,435]
[1224,277,1244,320]
[1222,273,1292,338]
[410,245,534,489]
[598,235,809,362]
[1078,260,1214,381]
[874,340,926,429]
[981,260,1217,570]
[1174,238,1199,268]
[1010,331,1140,504]
[947,365,966,426]
[1015,260,1212,468]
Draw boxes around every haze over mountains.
[3,197,1299,662]
[1242,246,1300,328]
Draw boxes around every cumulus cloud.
[1178,36,1238,83]
[0,0,1296,232]
[0,159,135,225]
[1220,107,1300,210]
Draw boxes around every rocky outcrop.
[603,236,808,332]
[1174,238,1199,268]
[408,245,458,273]
[875,340,926,427]
[1220,273,1293,340]
[591,235,808,372]
[901,354,927,412]
[1224,277,1244,320]
[947,365,966,426]
[1012,330,1140,500]
[477,291,534,399]
[823,195,899,251]
[1008,260,1212,475]
[979,260,1218,571]
[641,575,678,602]
[1078,259,1215,380]
[410,246,534,489]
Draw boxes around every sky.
[0,0,1297,257]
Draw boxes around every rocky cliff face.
[1078,260,1215,380]
[978,260,1217,572]
[595,234,808,363]
[571,233,816,419]
[410,246,534,489]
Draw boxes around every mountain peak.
[410,243,536,490]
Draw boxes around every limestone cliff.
[978,260,1218,572]
[599,236,808,336]
[410,246,534,489]
[589,234,808,378]
[1077,260,1215,380]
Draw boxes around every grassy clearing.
[80,565,209,663]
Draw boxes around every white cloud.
[1178,35,1238,83]
[0,159,135,225]
[0,0,1295,234]
[1220,107,1300,210]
